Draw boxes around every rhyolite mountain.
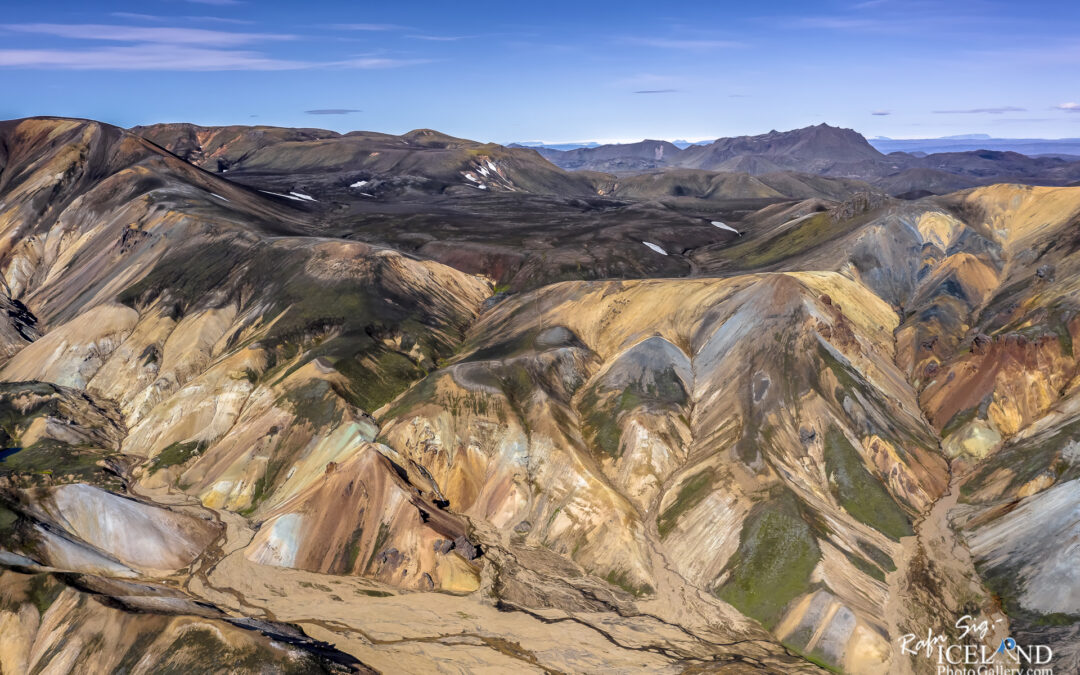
[0,116,1079,674]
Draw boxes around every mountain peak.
[678,123,883,168]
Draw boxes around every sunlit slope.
[377,272,947,673]
[2,116,1080,672]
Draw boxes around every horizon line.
[4,114,1080,146]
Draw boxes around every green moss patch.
[0,383,59,445]
[715,491,821,629]
[961,419,1080,502]
[941,407,978,438]
[657,468,716,538]
[120,241,473,420]
[0,383,122,488]
[856,539,896,573]
[278,380,343,429]
[783,642,843,674]
[27,574,63,617]
[603,569,653,597]
[463,328,541,364]
[579,365,687,460]
[380,374,440,421]
[0,439,120,488]
[240,451,288,516]
[332,349,427,413]
[715,210,871,269]
[118,240,243,311]
[340,524,367,574]
[823,426,912,540]
[158,628,268,671]
[363,522,391,574]
[0,504,17,536]
[148,440,207,476]
[816,343,875,404]
[844,549,886,582]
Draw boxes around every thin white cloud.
[2,23,292,46]
[933,106,1027,114]
[110,12,164,22]
[0,46,303,70]
[1054,102,1080,112]
[107,14,253,25]
[331,23,409,31]
[333,57,430,69]
[623,37,743,50]
[0,45,425,71]
[186,16,255,25]
[406,34,473,41]
[779,8,1008,36]
[183,0,244,6]
[785,16,882,30]
[871,109,891,115]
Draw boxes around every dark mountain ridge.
[536,124,1080,194]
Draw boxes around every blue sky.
[0,0,1078,143]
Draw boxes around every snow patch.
[642,241,668,255]
[349,180,368,188]
[257,190,317,204]
[711,221,740,235]
[260,190,305,202]
[210,193,229,202]
[486,160,498,173]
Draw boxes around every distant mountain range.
[869,135,1080,158]
[527,124,1080,196]
[126,122,1080,204]
[511,139,705,151]
[517,132,1080,157]
[128,121,883,211]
